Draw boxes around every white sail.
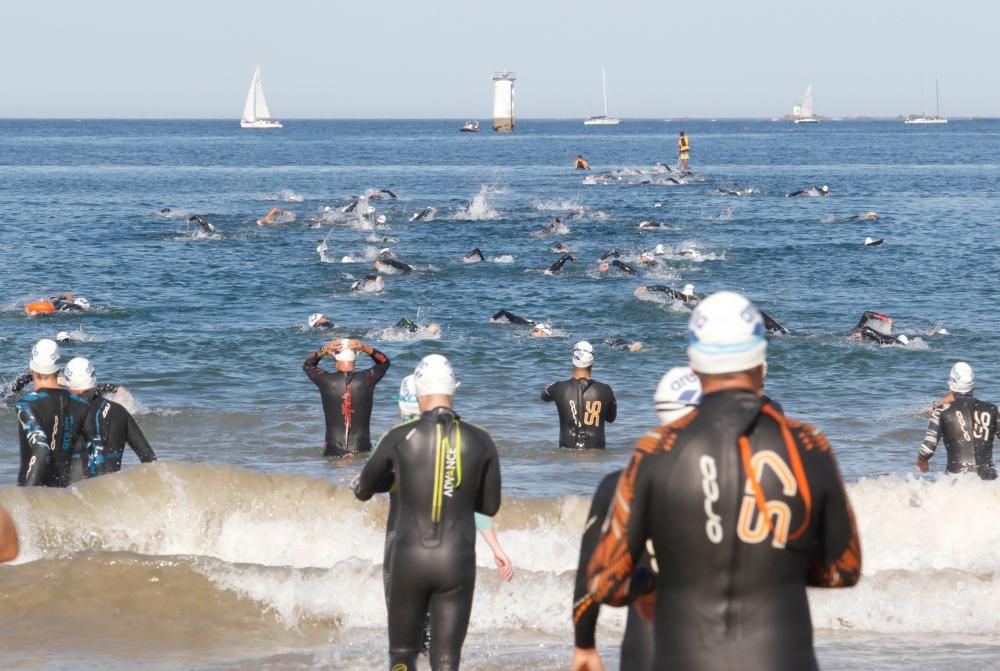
[801,84,814,118]
[240,66,282,129]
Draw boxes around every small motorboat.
[460,121,480,133]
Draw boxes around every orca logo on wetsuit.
[699,455,723,544]
[737,450,797,549]
[974,411,992,440]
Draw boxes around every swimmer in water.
[864,237,884,247]
[387,317,441,337]
[374,257,414,275]
[463,248,486,263]
[303,338,390,457]
[849,310,908,346]
[546,253,576,274]
[308,313,335,330]
[603,336,643,352]
[489,309,533,326]
[585,291,861,671]
[378,188,398,200]
[56,330,86,343]
[541,342,617,449]
[572,367,702,671]
[187,215,216,233]
[575,155,591,170]
[159,207,172,215]
[540,216,564,235]
[598,249,621,261]
[916,362,998,480]
[634,282,699,306]
[61,357,156,478]
[354,355,502,671]
[531,323,554,337]
[637,220,666,230]
[49,293,90,312]
[351,274,385,293]
[787,184,830,198]
[551,242,572,254]
[411,206,437,222]
[760,310,790,335]
[598,259,639,276]
[258,207,291,225]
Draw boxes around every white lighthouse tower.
[492,71,516,132]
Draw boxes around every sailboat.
[240,66,282,129]
[905,79,948,124]
[584,67,620,126]
[793,84,819,124]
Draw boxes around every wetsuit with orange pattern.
[585,390,861,671]
[303,346,389,457]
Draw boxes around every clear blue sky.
[1,0,994,118]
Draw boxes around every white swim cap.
[334,339,356,362]
[864,237,874,245]
[683,283,695,296]
[308,313,324,328]
[897,334,910,345]
[654,366,702,424]
[56,331,71,343]
[61,357,96,390]
[573,341,594,368]
[655,244,666,255]
[948,362,974,393]
[533,323,553,337]
[687,291,767,374]
[398,374,420,417]
[74,297,90,310]
[820,185,829,193]
[30,338,61,375]
[413,354,458,396]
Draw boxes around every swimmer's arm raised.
[364,345,390,383]
[302,350,327,382]
[806,437,862,588]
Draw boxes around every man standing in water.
[354,354,502,671]
[585,291,861,671]
[541,342,617,449]
[16,339,94,487]
[677,131,690,171]
[916,362,998,479]
[303,338,390,457]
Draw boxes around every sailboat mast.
[602,67,608,116]
[935,78,940,117]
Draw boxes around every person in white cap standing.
[585,291,861,671]
[62,357,156,478]
[15,339,94,487]
[354,354,501,671]
[541,341,617,449]
[916,362,998,479]
[303,338,390,457]
[572,366,702,671]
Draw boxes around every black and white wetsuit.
[585,390,862,671]
[78,389,156,476]
[541,377,617,449]
[303,347,390,457]
[573,470,655,671]
[355,407,502,671]
[919,393,998,479]
[16,388,93,487]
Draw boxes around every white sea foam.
[454,185,501,220]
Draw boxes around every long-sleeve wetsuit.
[918,393,998,479]
[303,346,390,457]
[355,406,502,671]
[1,373,33,406]
[541,377,617,449]
[573,470,655,671]
[547,254,576,273]
[16,388,94,487]
[585,390,861,671]
[79,389,156,477]
[490,309,533,326]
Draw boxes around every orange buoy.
[25,300,55,315]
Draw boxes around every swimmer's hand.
[571,647,605,671]
[915,459,929,473]
[493,550,514,581]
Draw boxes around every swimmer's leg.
[427,576,475,671]
[387,572,431,669]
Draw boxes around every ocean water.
[1,119,999,669]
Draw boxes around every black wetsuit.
[395,317,420,333]
[547,254,575,273]
[355,407,502,671]
[188,215,215,233]
[51,299,84,312]
[599,249,621,261]
[1,373,33,406]
[413,207,435,221]
[464,248,486,262]
[919,393,999,479]
[855,326,898,345]
[761,311,789,335]
[15,388,93,487]
[352,274,381,292]
[610,260,637,276]
[303,347,390,457]
[585,391,862,671]
[377,258,414,274]
[541,377,617,449]
[642,285,698,305]
[490,309,533,326]
[78,389,156,477]
[603,337,637,352]
[573,471,655,671]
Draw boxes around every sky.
[1,0,996,118]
